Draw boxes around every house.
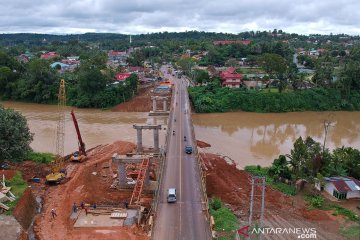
[40,52,59,60]
[315,176,360,200]
[115,73,131,81]
[207,65,218,76]
[16,54,30,63]
[219,67,243,88]
[129,66,144,73]
[50,62,70,70]
[213,40,251,46]
[108,50,128,62]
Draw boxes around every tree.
[176,57,195,76]
[0,106,33,162]
[258,53,288,92]
[193,69,209,84]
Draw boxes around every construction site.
[1,73,356,240]
[0,77,174,240]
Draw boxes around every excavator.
[70,110,87,162]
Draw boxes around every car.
[185,145,193,154]
[167,188,177,203]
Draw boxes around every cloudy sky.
[1,0,359,35]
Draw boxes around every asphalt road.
[152,67,212,240]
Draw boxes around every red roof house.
[115,73,131,81]
[219,67,243,88]
[40,52,59,60]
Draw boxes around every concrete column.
[153,128,159,152]
[163,100,167,111]
[152,98,157,112]
[137,129,143,153]
[118,161,127,188]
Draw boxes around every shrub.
[210,197,222,211]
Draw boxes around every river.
[193,111,360,168]
[1,101,168,155]
[2,101,360,169]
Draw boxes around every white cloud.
[0,0,358,35]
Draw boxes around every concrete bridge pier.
[133,124,162,153]
[136,128,143,153]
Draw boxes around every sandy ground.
[201,152,351,240]
[27,141,149,240]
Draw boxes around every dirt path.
[202,152,347,240]
[32,141,148,240]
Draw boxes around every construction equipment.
[70,110,86,162]
[46,79,66,184]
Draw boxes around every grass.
[305,195,360,222]
[210,198,238,240]
[26,151,55,164]
[330,205,360,222]
[4,171,28,214]
[340,223,360,238]
[244,165,297,196]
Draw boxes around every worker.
[85,207,88,216]
[51,208,57,219]
[80,202,84,209]
[72,203,77,213]
[93,203,97,209]
[124,200,128,209]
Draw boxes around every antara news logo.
[237,225,317,239]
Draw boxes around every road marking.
[178,78,183,235]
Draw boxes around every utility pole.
[248,176,266,240]
[322,114,334,158]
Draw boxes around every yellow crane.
[46,79,66,183]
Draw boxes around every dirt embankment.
[13,188,38,230]
[31,141,148,240]
[197,140,211,148]
[201,151,347,240]
[112,87,153,112]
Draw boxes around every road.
[152,67,212,240]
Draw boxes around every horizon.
[1,0,360,36]
[0,30,359,37]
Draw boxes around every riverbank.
[189,87,360,113]
[111,86,153,112]
[199,146,356,239]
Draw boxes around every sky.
[1,0,359,35]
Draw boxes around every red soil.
[32,141,149,240]
[1,169,16,180]
[112,87,153,112]
[197,140,211,148]
[13,188,38,229]
[202,153,346,238]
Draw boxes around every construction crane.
[70,110,87,162]
[46,79,66,184]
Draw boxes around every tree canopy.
[0,106,33,162]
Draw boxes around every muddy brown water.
[2,101,360,169]
[1,101,168,156]
[193,111,360,168]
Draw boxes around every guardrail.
[186,90,213,233]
